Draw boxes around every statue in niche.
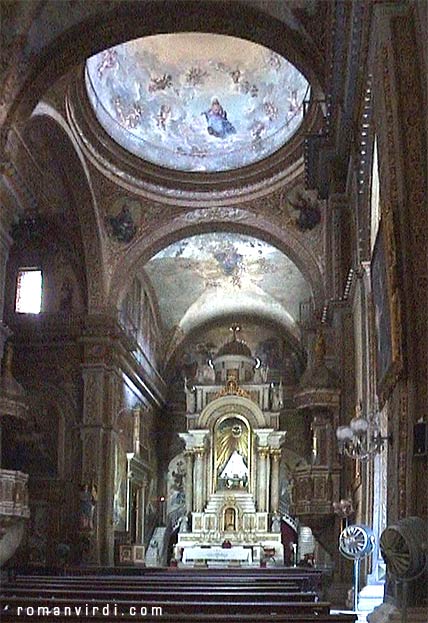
[270,381,284,410]
[79,483,97,531]
[184,378,196,414]
[216,417,249,491]
[224,507,236,532]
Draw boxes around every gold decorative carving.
[215,378,251,400]
[271,449,282,462]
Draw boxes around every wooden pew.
[0,596,352,617]
[0,568,351,623]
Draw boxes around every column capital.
[254,428,274,446]
[268,430,286,449]
[258,447,270,459]
[179,429,209,450]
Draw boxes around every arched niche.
[214,414,251,493]
[197,395,266,430]
[197,395,267,499]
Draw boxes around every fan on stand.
[339,524,376,612]
[380,517,427,623]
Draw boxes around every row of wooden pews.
[0,567,356,622]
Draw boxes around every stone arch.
[4,1,324,132]
[22,107,107,310]
[197,395,266,430]
[107,213,326,318]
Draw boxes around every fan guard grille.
[339,524,375,560]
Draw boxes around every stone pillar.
[193,448,205,512]
[140,476,148,545]
[179,430,208,513]
[0,211,14,360]
[184,450,194,514]
[255,429,274,513]
[257,448,269,512]
[80,354,117,566]
[270,449,281,514]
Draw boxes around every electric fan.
[339,524,375,611]
[380,516,427,580]
[380,517,427,623]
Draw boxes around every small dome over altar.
[212,325,256,384]
[216,338,252,359]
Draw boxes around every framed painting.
[371,220,402,403]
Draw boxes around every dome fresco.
[85,33,310,172]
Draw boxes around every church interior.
[0,1,427,622]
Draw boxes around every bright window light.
[15,269,42,314]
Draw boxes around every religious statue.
[270,381,283,410]
[224,507,236,531]
[184,378,196,414]
[271,513,281,533]
[178,514,190,533]
[79,483,97,531]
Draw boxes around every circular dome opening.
[85,33,310,173]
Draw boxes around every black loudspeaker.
[413,421,428,456]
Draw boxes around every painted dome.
[85,33,310,172]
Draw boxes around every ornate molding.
[215,378,251,400]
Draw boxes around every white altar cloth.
[182,545,252,563]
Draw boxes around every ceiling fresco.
[85,33,310,172]
[144,233,312,335]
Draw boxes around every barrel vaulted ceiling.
[144,232,312,337]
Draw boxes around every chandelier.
[336,402,390,461]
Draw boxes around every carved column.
[270,449,281,514]
[255,429,274,513]
[179,430,208,513]
[257,448,268,512]
[80,335,118,566]
[193,448,205,512]
[184,450,194,514]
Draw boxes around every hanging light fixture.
[336,402,391,461]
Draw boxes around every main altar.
[175,328,286,565]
